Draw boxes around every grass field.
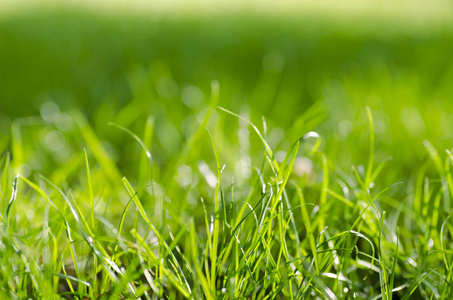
[1,2,453,299]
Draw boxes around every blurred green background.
[1,2,453,195]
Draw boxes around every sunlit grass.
[1,3,453,299]
[1,96,453,298]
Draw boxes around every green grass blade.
[5,174,19,230]
[72,111,122,184]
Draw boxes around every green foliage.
[1,5,453,299]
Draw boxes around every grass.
[1,102,453,298]
[1,3,453,299]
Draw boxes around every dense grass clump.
[2,4,453,299]
[1,101,453,299]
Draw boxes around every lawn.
[1,2,453,298]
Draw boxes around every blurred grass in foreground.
[1,2,453,298]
